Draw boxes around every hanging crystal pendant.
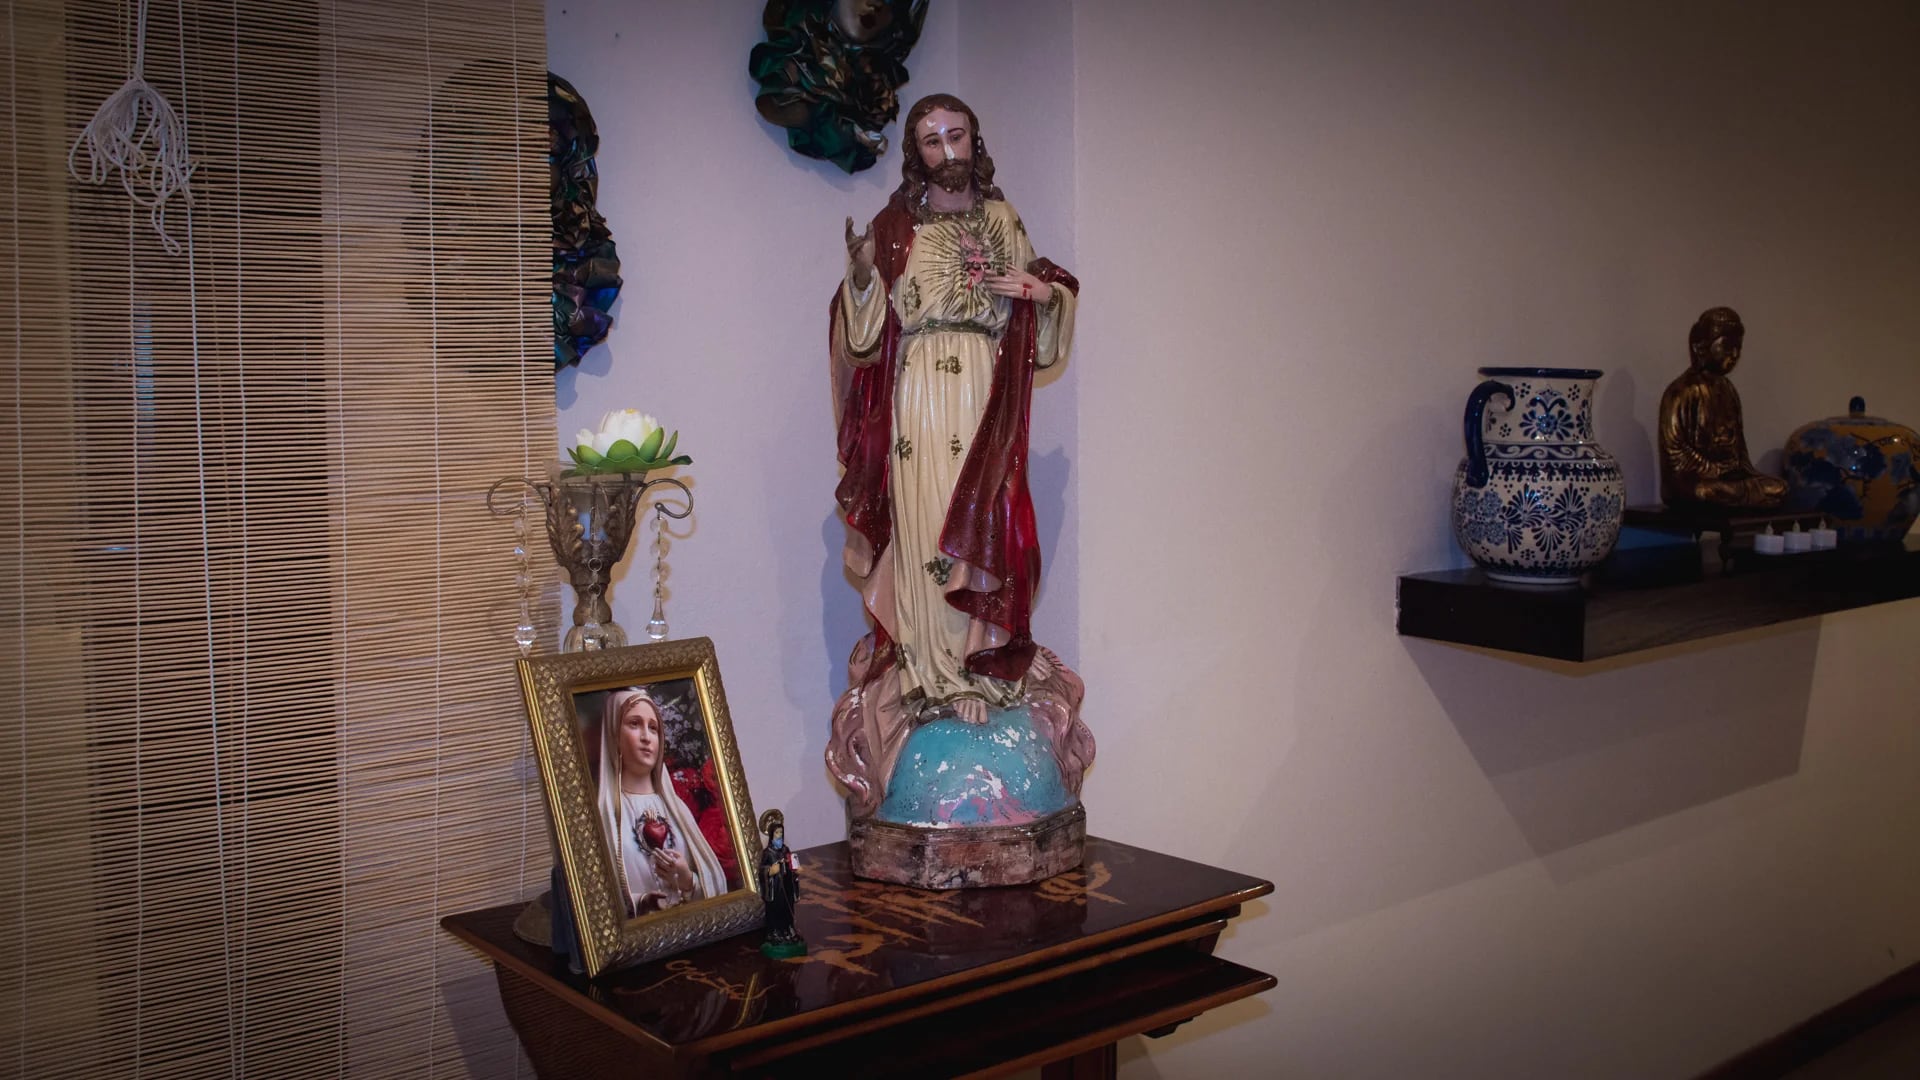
[512,502,538,654]
[646,502,670,641]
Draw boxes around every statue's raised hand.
[845,216,876,291]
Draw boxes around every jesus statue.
[825,94,1094,884]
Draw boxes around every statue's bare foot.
[954,697,988,726]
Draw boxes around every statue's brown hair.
[897,93,1002,206]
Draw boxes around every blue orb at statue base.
[875,704,1076,828]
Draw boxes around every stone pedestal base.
[849,804,1086,889]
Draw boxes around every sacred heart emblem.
[957,231,992,290]
[639,812,671,851]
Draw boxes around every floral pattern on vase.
[1451,368,1625,584]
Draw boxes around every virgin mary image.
[595,688,730,916]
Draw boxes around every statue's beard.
[928,159,972,193]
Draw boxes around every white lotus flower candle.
[566,408,690,475]
[584,409,658,455]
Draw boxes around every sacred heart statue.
[824,93,1094,889]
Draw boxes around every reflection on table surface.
[449,835,1270,1050]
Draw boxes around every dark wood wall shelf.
[1396,539,1920,662]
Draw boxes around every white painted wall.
[549,2,1920,1076]
[1074,2,1920,1077]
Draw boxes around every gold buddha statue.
[1658,306,1788,509]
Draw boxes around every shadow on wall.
[1596,368,1654,501]
[1224,427,1818,944]
[1027,445,1068,610]
[1407,622,1816,879]
[820,508,873,702]
[440,960,525,1075]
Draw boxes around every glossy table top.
[443,835,1272,1057]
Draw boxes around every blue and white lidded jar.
[1451,368,1626,585]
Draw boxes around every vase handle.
[1463,380,1515,489]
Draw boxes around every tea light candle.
[1754,525,1785,555]
[1811,520,1838,550]
[1784,523,1812,554]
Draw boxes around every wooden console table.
[441,836,1274,1078]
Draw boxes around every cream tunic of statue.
[839,198,1075,710]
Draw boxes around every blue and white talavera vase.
[1451,367,1626,585]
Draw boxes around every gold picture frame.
[518,637,764,977]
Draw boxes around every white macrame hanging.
[68,0,197,254]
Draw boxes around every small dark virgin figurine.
[756,810,805,958]
[1659,306,1789,509]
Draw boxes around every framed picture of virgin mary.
[517,637,764,976]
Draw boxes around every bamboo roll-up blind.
[1,0,555,1076]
